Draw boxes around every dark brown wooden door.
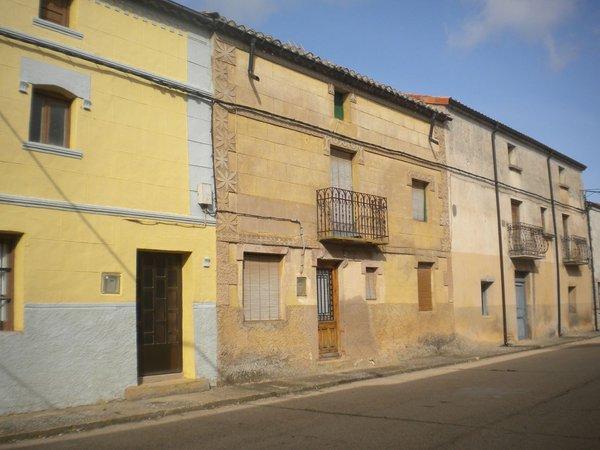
[137,252,182,376]
[317,265,339,357]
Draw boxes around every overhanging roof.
[410,95,587,171]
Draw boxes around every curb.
[1,334,597,444]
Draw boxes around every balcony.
[316,187,388,245]
[508,222,549,259]
[562,236,590,265]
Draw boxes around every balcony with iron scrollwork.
[508,222,549,260]
[316,187,388,245]
[562,235,590,265]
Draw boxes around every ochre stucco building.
[413,96,594,344]
[0,0,217,414]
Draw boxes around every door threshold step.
[125,378,210,400]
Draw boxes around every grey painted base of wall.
[193,302,217,384]
[0,303,137,415]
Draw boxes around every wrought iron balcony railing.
[507,222,549,259]
[562,235,590,265]
[316,187,388,244]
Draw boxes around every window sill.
[508,164,523,173]
[23,141,83,159]
[32,17,84,39]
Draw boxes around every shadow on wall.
[1,111,135,282]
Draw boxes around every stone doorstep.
[124,378,210,401]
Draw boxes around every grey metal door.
[515,275,528,340]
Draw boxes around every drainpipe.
[547,154,562,336]
[491,123,509,346]
[585,201,598,331]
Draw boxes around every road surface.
[6,339,600,449]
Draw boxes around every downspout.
[547,154,562,336]
[248,38,260,81]
[491,123,509,346]
[585,201,598,331]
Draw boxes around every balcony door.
[330,149,356,237]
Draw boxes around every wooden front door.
[317,264,339,357]
[137,251,183,377]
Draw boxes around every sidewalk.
[1,333,598,444]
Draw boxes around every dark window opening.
[334,90,345,120]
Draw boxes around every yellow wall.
[0,0,216,379]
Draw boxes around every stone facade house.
[413,96,595,344]
[208,19,455,381]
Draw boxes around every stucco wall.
[0,304,136,415]
[0,0,217,413]
[442,106,593,343]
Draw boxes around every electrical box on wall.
[197,183,213,206]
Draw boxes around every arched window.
[39,0,72,27]
[29,88,72,148]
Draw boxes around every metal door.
[515,275,529,340]
[317,265,339,357]
[137,252,183,376]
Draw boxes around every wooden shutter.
[243,254,280,321]
[511,200,520,224]
[412,181,427,221]
[365,268,377,300]
[40,0,70,26]
[417,263,432,311]
[330,149,353,190]
[29,90,70,147]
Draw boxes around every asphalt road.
[6,340,600,450]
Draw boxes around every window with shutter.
[40,0,71,27]
[365,267,377,300]
[243,254,281,321]
[0,235,16,331]
[29,89,71,148]
[417,262,433,311]
[334,90,345,120]
[412,180,427,222]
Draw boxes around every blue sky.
[179,0,599,192]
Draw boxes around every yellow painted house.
[0,0,217,414]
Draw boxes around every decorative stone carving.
[213,37,237,66]
[216,168,237,193]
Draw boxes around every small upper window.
[558,166,568,188]
[40,0,72,27]
[334,90,345,120]
[29,89,71,148]
[412,180,428,222]
[507,143,520,171]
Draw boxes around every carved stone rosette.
[213,35,239,305]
